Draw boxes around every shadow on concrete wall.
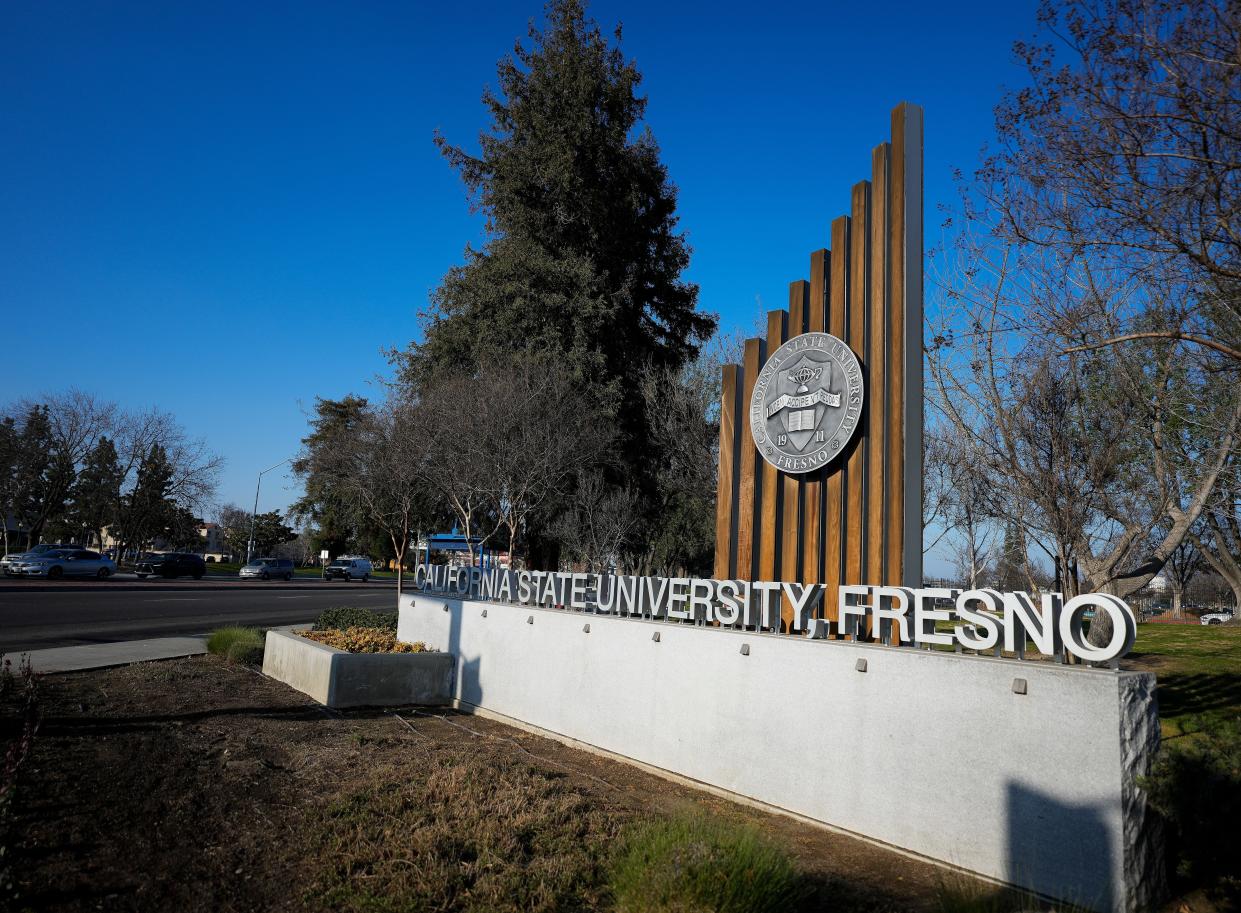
[1006,781,1112,912]
[443,599,486,708]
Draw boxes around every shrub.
[1,654,39,905]
[608,810,806,913]
[300,628,429,654]
[312,607,398,632]
[1141,715,1241,901]
[206,626,265,665]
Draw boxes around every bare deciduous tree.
[299,400,435,594]
[987,0,1241,363]
[929,209,1240,625]
[1163,538,1204,619]
[552,471,641,572]
[412,352,611,569]
[1190,470,1241,611]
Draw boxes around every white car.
[1200,609,1234,626]
[9,548,116,579]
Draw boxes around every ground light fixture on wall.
[246,458,292,563]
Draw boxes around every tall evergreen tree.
[10,405,69,546]
[397,0,715,494]
[0,417,17,555]
[66,436,123,549]
[292,396,379,555]
[992,521,1028,592]
[116,443,175,555]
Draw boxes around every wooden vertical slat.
[887,108,908,592]
[823,220,849,622]
[736,338,763,584]
[867,143,889,591]
[710,104,923,622]
[801,250,828,589]
[714,363,741,579]
[780,281,808,596]
[844,181,870,595]
[898,103,924,592]
[759,310,787,585]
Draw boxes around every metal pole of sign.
[246,458,291,563]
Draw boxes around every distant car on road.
[322,557,372,582]
[240,557,294,581]
[7,548,116,579]
[2,543,73,576]
[1200,609,1235,626]
[136,553,206,580]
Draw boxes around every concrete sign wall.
[399,593,1162,912]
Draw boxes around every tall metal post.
[246,458,291,563]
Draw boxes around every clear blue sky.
[2,0,1035,520]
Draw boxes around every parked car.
[240,557,294,581]
[1200,609,1235,626]
[322,557,372,582]
[2,543,72,576]
[136,552,206,580]
[8,548,116,579]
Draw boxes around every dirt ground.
[6,656,1030,912]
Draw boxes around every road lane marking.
[144,598,206,602]
[276,595,313,599]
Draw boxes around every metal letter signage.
[414,568,1140,665]
[749,332,863,473]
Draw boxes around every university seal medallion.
[748,331,863,473]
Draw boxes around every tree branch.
[1062,332,1241,362]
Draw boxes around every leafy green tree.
[249,510,298,557]
[396,0,715,505]
[161,506,203,551]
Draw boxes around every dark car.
[136,552,206,580]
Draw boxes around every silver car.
[2,543,67,575]
[10,548,117,579]
[240,557,295,581]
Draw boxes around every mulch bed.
[7,656,1016,912]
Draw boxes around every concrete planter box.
[262,629,453,709]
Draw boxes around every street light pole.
[246,458,292,563]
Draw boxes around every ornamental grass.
[206,626,265,665]
[609,810,807,913]
[299,627,430,654]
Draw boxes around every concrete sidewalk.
[16,637,209,673]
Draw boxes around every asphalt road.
[0,576,399,652]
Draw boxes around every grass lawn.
[1127,623,1241,739]
[202,561,397,579]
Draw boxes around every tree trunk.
[1171,585,1184,619]
[1190,530,1241,614]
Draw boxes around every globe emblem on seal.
[748,332,864,474]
